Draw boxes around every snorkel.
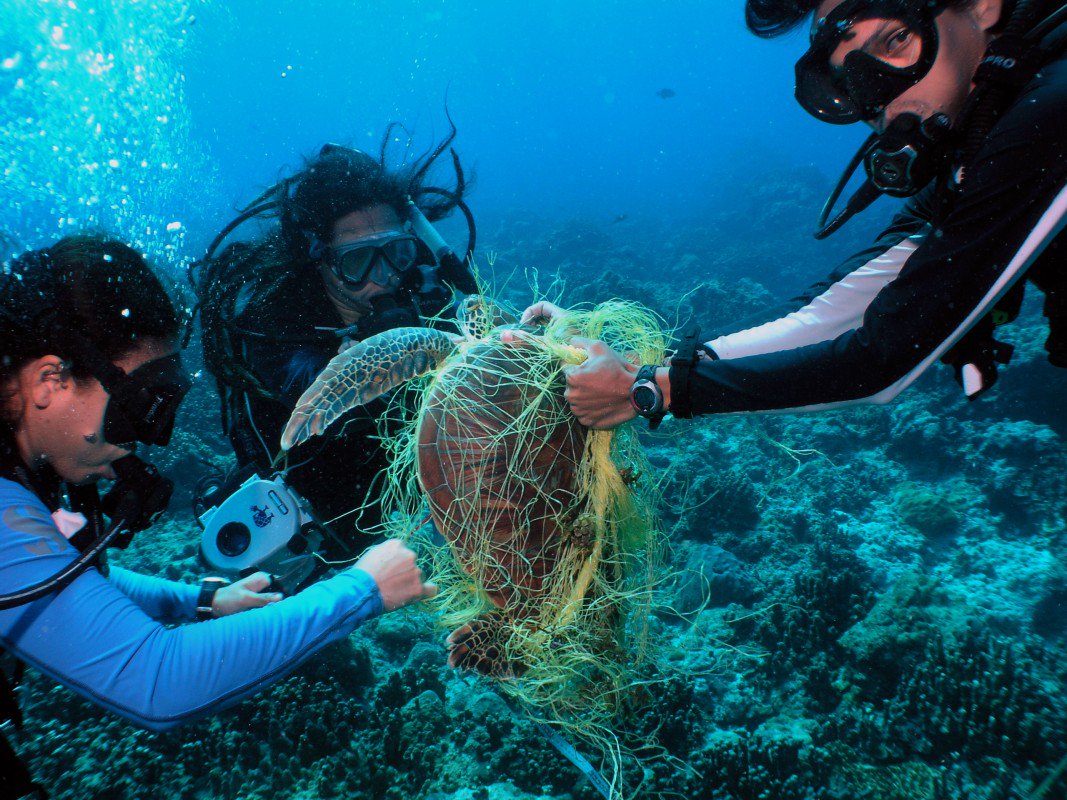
[406,198,478,295]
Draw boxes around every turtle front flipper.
[281,326,457,451]
[446,613,528,678]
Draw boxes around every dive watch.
[629,365,665,429]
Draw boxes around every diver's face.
[7,339,175,485]
[319,204,406,320]
[816,0,1002,132]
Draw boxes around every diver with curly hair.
[194,125,477,569]
[521,0,1066,429]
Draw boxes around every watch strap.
[196,576,228,621]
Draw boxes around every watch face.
[632,384,658,413]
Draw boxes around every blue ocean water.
[1,0,871,255]
[3,2,1067,799]
[180,0,849,225]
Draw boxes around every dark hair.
[213,123,470,307]
[279,123,469,261]
[1,233,181,427]
[745,0,820,37]
[744,0,991,38]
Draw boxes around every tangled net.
[378,300,669,764]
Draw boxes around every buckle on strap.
[667,322,702,419]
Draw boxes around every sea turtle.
[281,297,592,675]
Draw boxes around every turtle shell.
[416,338,586,612]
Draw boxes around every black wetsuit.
[226,268,454,556]
[676,24,1067,415]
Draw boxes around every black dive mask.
[100,353,192,447]
[54,325,192,447]
[329,232,420,288]
[796,0,951,124]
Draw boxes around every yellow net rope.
[378,300,668,765]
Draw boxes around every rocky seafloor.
[9,177,1067,799]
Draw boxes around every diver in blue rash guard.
[0,235,434,795]
[520,0,1066,428]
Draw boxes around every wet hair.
[1,233,181,429]
[744,0,994,38]
[278,123,469,262]
[206,123,470,310]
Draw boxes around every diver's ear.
[971,0,1004,32]
[26,356,71,410]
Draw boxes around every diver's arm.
[0,481,384,731]
[562,205,929,428]
[704,209,931,359]
[681,184,1066,412]
[107,566,199,623]
[681,186,1066,415]
[706,233,925,359]
[106,568,281,623]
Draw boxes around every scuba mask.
[53,323,192,447]
[304,143,477,296]
[194,141,479,299]
[65,338,192,447]
[801,0,960,238]
[316,230,421,289]
[808,0,1067,238]
[796,0,952,124]
[99,353,192,447]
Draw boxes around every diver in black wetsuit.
[521,0,1067,429]
[195,131,477,559]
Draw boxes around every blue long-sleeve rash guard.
[0,477,383,731]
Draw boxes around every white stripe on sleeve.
[708,235,922,360]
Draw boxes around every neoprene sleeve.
[108,567,199,623]
[0,478,383,731]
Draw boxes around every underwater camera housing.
[197,473,330,594]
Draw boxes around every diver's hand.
[212,572,284,617]
[519,300,565,325]
[564,337,641,429]
[353,539,437,611]
[500,301,564,347]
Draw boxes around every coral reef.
[10,169,1067,800]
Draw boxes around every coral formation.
[10,168,1067,800]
